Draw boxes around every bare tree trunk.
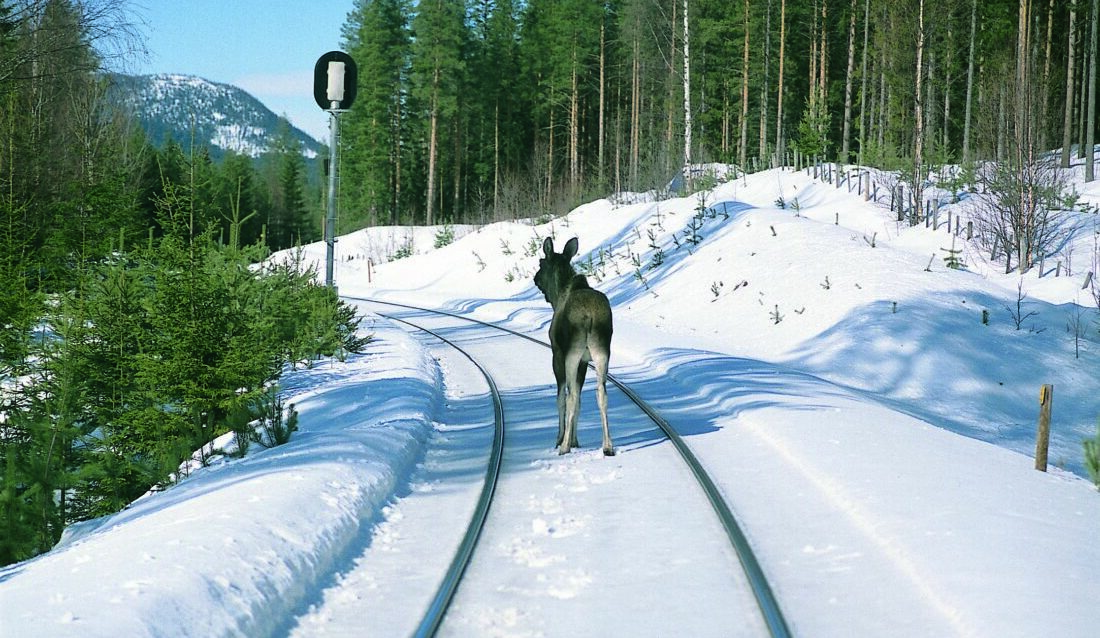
[759,0,772,163]
[569,47,579,187]
[926,51,936,154]
[667,0,677,175]
[598,23,606,187]
[547,105,555,203]
[739,0,750,168]
[962,0,978,163]
[630,30,640,186]
[857,0,869,165]
[723,92,731,156]
[817,0,829,152]
[1015,0,1033,272]
[493,103,499,219]
[841,0,858,163]
[1088,0,1098,182]
[393,90,403,225]
[943,32,952,151]
[1079,39,1088,159]
[426,69,440,226]
[453,110,461,220]
[997,82,1007,162]
[877,24,887,152]
[1039,0,1054,153]
[775,0,786,162]
[683,0,692,170]
[1062,3,1078,167]
[913,0,925,224]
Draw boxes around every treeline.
[338,0,1091,230]
[0,1,363,564]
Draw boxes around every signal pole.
[313,51,357,289]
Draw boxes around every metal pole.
[325,106,339,289]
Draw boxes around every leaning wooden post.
[1035,384,1054,471]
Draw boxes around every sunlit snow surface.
[2,162,1098,637]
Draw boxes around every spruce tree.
[341,0,412,227]
[411,0,468,225]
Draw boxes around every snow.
[2,161,1099,637]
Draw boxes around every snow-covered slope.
[109,73,324,159]
[1,162,1098,637]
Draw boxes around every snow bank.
[0,323,439,637]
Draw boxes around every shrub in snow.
[1085,421,1100,490]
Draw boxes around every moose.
[533,237,615,456]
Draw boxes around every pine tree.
[215,151,267,248]
[263,120,312,250]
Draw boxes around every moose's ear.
[563,237,579,260]
[542,236,554,257]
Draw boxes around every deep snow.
[2,161,1099,637]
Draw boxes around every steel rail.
[355,297,791,638]
[368,310,506,638]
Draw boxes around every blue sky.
[131,1,356,141]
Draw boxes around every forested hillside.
[109,73,325,160]
[338,0,1089,235]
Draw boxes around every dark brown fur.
[534,237,615,455]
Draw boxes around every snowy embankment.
[335,164,1100,478]
[0,327,441,636]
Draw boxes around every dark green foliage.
[341,0,413,228]
[1,163,372,567]
[0,0,373,567]
[248,388,299,450]
[262,120,315,250]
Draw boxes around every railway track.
[354,297,791,638]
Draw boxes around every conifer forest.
[0,0,1093,563]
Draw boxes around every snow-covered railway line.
[352,297,791,637]
[368,310,506,637]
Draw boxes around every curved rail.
[355,297,791,638]
[369,310,506,638]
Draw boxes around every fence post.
[1035,384,1054,472]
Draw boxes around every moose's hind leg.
[568,361,588,448]
[597,380,614,456]
[555,383,568,448]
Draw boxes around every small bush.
[1085,420,1100,490]
[434,225,455,248]
[250,388,299,449]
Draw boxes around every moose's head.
[534,236,579,306]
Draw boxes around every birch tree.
[683,0,692,171]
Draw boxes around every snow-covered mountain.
[109,73,324,159]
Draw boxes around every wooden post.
[1035,384,1054,472]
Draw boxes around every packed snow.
[2,161,1099,637]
